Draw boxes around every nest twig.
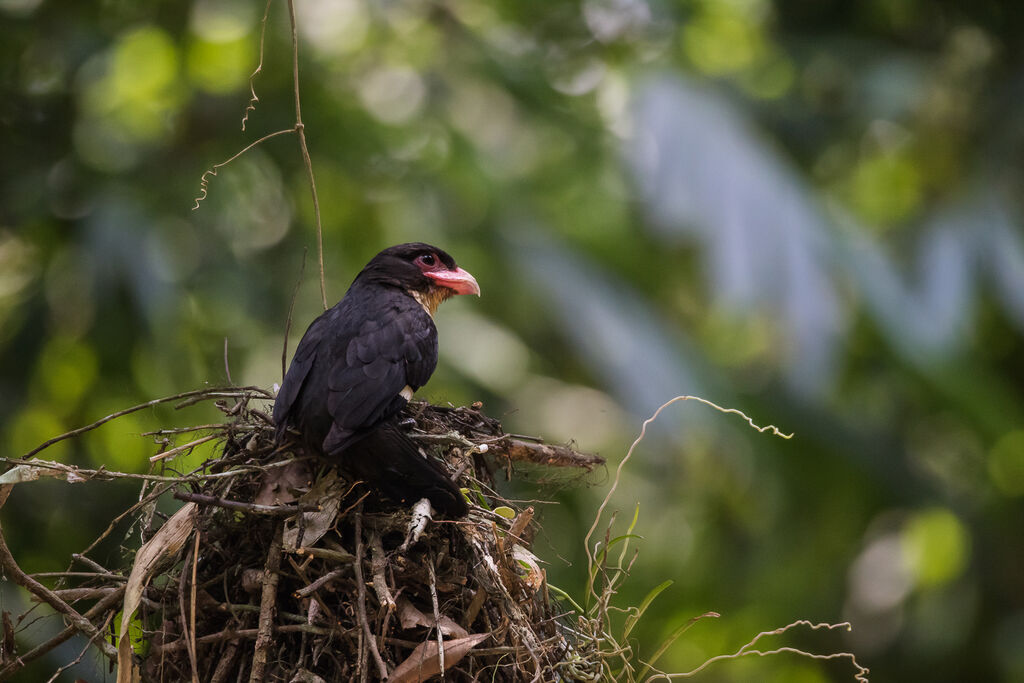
[0,387,604,682]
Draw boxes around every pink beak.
[426,266,481,296]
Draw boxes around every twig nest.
[9,388,602,682]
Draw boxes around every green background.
[2,0,1024,680]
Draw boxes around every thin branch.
[150,434,219,463]
[369,532,395,611]
[192,128,297,210]
[0,586,125,679]
[293,568,346,599]
[12,387,266,462]
[241,0,274,131]
[290,546,354,564]
[71,553,114,574]
[428,554,445,680]
[30,571,124,581]
[189,532,201,683]
[585,395,791,603]
[178,534,200,683]
[192,0,328,305]
[152,622,354,655]
[223,337,233,384]
[0,524,118,664]
[354,506,387,680]
[173,491,318,517]
[645,620,869,682]
[249,524,283,683]
[43,611,115,683]
[286,0,327,310]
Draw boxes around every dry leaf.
[388,633,489,683]
[0,465,63,485]
[289,669,327,683]
[397,597,469,638]
[282,471,343,550]
[255,459,312,506]
[2,610,15,663]
[512,544,544,592]
[117,503,197,683]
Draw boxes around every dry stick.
[462,588,487,631]
[194,0,326,307]
[584,395,792,604]
[173,490,318,517]
[241,0,274,132]
[143,423,249,436]
[178,538,201,683]
[501,439,605,471]
[43,611,115,683]
[210,635,244,683]
[47,587,116,602]
[0,525,119,664]
[291,546,354,564]
[353,506,388,680]
[218,602,309,625]
[293,568,346,599]
[369,533,395,610]
[30,571,123,581]
[153,623,353,655]
[250,524,283,683]
[224,337,233,384]
[0,585,125,679]
[285,0,327,311]
[71,553,113,574]
[428,555,445,680]
[190,532,201,683]
[0,456,302,488]
[284,555,339,631]
[192,128,296,210]
[14,386,260,462]
[150,434,219,463]
[648,620,868,682]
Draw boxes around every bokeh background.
[3,0,1024,680]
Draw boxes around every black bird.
[273,243,479,517]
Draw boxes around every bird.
[272,243,479,517]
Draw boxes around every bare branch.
[11,386,269,462]
[249,523,283,683]
[173,490,318,517]
[354,506,388,680]
[286,0,328,310]
[241,0,274,131]
[0,523,118,665]
[645,620,869,682]
[192,128,296,210]
[585,395,791,602]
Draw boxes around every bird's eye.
[418,253,436,267]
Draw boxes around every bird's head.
[357,243,480,315]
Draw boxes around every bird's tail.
[340,421,468,517]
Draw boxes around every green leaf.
[622,579,673,640]
[636,611,720,680]
[546,582,585,614]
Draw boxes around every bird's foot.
[399,498,434,552]
[396,417,416,430]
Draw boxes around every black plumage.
[273,243,479,517]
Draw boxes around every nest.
[0,387,605,682]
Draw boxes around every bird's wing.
[325,298,438,444]
[272,310,327,436]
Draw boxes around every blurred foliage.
[2,0,1024,680]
